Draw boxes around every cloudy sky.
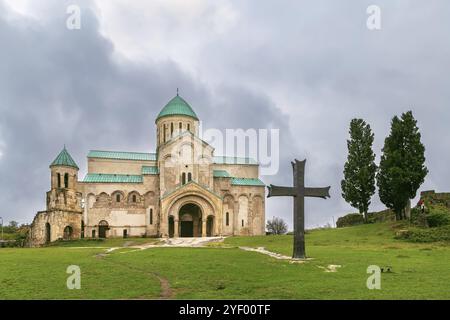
[1,0,449,229]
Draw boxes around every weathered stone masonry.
[28,94,266,246]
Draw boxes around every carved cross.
[267,159,330,259]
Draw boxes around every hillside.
[1,222,449,299]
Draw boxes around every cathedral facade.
[28,94,266,246]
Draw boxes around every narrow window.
[163,125,167,142]
[179,122,182,132]
[116,194,121,202]
[226,212,229,226]
[57,173,61,188]
[64,173,69,188]
[242,219,244,227]
[182,172,186,185]
[150,208,153,225]
[187,123,190,132]
[132,194,137,203]
[171,122,174,136]
[188,172,192,182]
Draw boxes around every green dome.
[156,95,198,122]
[50,146,79,169]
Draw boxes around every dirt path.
[153,273,172,299]
[238,246,311,263]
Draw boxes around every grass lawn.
[1,222,449,299]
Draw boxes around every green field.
[1,222,449,299]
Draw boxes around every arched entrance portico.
[179,203,202,237]
[163,187,223,238]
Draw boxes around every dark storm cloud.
[0,0,296,225]
[1,0,449,229]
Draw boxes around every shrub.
[427,212,450,227]
[266,217,288,235]
[336,213,364,228]
[367,209,395,223]
[395,225,450,243]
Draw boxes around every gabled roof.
[231,177,265,187]
[50,147,79,169]
[161,130,213,150]
[83,173,143,183]
[87,150,156,161]
[161,180,222,200]
[156,94,198,122]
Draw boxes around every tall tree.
[377,111,428,220]
[341,119,377,222]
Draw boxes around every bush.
[336,213,365,228]
[395,225,450,243]
[266,217,288,235]
[426,206,450,227]
[367,209,395,223]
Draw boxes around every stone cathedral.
[28,94,266,246]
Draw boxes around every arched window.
[150,208,153,225]
[187,172,192,182]
[242,219,244,227]
[116,194,121,202]
[226,212,229,226]
[187,123,190,132]
[163,124,167,142]
[181,172,186,185]
[179,122,182,131]
[64,173,69,188]
[171,122,174,136]
[132,194,137,203]
[57,173,61,188]
[63,226,73,240]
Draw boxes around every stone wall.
[28,210,82,247]
[88,158,157,175]
[420,190,450,208]
[80,178,160,238]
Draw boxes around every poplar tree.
[341,119,377,222]
[377,111,428,220]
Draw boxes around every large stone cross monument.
[267,159,330,259]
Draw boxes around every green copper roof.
[88,150,156,161]
[83,173,143,183]
[231,177,265,186]
[156,95,198,122]
[213,156,258,165]
[142,166,159,175]
[50,147,79,169]
[213,170,231,178]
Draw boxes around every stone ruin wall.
[420,190,450,208]
[28,210,82,247]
